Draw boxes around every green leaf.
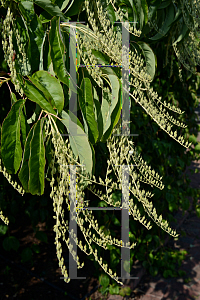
[112,215,121,227]
[27,14,45,72]
[64,0,84,17]
[164,269,173,278]
[110,251,119,268]
[89,140,96,177]
[13,16,31,76]
[109,284,119,295]
[20,105,28,149]
[149,3,175,40]
[172,23,189,46]
[99,274,110,288]
[10,92,17,105]
[101,83,121,142]
[30,70,64,113]
[49,16,77,94]
[145,234,152,243]
[60,110,93,176]
[169,5,182,26]
[0,224,8,236]
[98,0,116,25]
[65,109,84,131]
[27,112,37,125]
[127,0,140,29]
[23,78,55,115]
[1,99,25,174]
[21,247,33,263]
[28,119,46,195]
[18,123,33,193]
[93,86,103,140]
[147,0,163,22]
[158,0,171,9]
[79,78,99,144]
[188,134,197,144]
[18,1,35,26]
[119,286,132,297]
[137,41,156,80]
[3,236,20,251]
[134,0,144,30]
[101,74,120,134]
[194,143,200,153]
[123,259,130,273]
[99,286,109,296]
[59,0,71,11]
[18,119,46,195]
[35,231,48,243]
[149,252,154,261]
[141,0,148,26]
[34,0,69,22]
[149,266,158,277]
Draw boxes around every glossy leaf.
[60,110,93,176]
[20,105,28,149]
[93,86,103,139]
[158,0,171,9]
[23,78,55,115]
[169,4,183,26]
[101,75,121,142]
[134,0,144,30]
[64,0,84,17]
[128,0,138,28]
[18,1,35,27]
[60,0,71,11]
[172,23,190,46]
[30,70,64,113]
[13,16,31,76]
[149,3,175,40]
[137,41,156,80]
[88,49,121,142]
[141,0,148,26]
[34,0,68,22]
[65,109,85,131]
[89,141,96,177]
[27,14,45,73]
[79,78,99,144]
[147,0,163,24]
[1,100,26,174]
[49,16,77,94]
[18,119,46,195]
[10,92,17,105]
[28,119,46,195]
[18,126,32,192]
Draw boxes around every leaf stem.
[38,110,44,121]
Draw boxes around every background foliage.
[0,0,200,297]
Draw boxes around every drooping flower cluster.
[41,114,179,286]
